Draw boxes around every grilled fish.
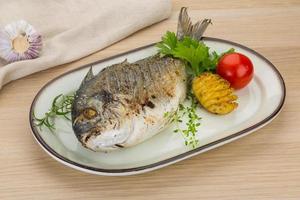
[71,7,211,151]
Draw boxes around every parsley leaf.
[156,31,178,55]
[173,39,209,75]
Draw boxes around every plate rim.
[29,37,286,175]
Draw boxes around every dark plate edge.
[29,37,286,174]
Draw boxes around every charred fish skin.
[71,7,212,151]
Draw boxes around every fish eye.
[83,108,97,119]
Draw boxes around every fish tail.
[176,7,212,41]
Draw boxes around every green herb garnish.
[164,93,201,148]
[156,31,234,76]
[33,94,74,131]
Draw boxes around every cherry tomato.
[217,52,254,89]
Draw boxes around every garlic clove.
[0,20,42,63]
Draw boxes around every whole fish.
[72,7,211,151]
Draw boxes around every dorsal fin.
[177,7,212,41]
[121,58,129,66]
[80,67,94,88]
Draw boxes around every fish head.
[72,89,132,151]
[72,84,132,151]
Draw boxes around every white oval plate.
[30,38,285,176]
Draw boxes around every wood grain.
[1,0,300,199]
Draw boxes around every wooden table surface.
[1,0,300,199]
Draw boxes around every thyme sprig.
[33,94,74,132]
[164,93,201,148]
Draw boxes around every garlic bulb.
[0,20,42,63]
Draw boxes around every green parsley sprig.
[156,31,234,76]
[33,94,74,132]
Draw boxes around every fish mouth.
[80,127,130,152]
[72,122,94,140]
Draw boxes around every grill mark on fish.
[124,66,133,94]
[145,100,155,109]
[143,65,153,103]
[115,144,124,148]
[147,62,156,95]
[130,65,138,99]
[115,69,122,93]
[137,64,147,104]
[165,61,173,76]
[105,72,111,92]
[155,60,163,80]
[107,70,114,92]
[111,70,120,93]
[151,60,163,95]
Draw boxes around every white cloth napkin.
[0,0,171,88]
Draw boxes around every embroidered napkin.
[0,0,172,88]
